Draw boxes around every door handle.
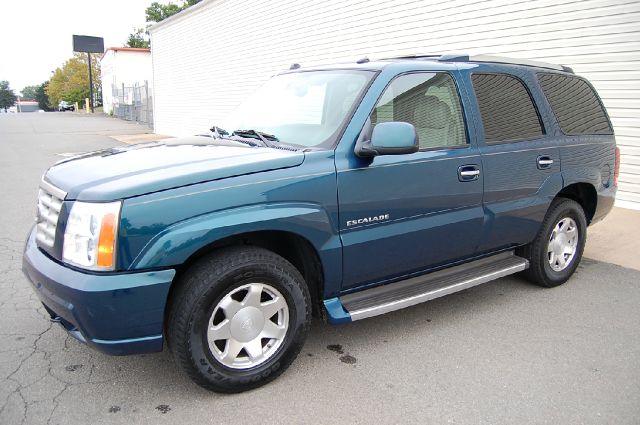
[458,165,480,182]
[537,156,554,169]
[460,170,480,177]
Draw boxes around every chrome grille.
[36,180,66,248]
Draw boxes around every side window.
[537,73,613,135]
[471,73,544,143]
[371,73,467,149]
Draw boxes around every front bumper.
[22,228,176,355]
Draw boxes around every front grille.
[36,180,66,248]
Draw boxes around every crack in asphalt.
[0,241,83,424]
[0,236,141,424]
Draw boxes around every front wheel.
[167,247,311,393]
[518,198,587,288]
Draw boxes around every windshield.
[222,70,373,149]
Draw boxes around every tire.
[167,246,311,393]
[518,198,587,288]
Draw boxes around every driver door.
[337,71,484,291]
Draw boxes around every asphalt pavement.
[1,112,639,424]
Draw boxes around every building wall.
[100,49,153,114]
[16,102,39,113]
[150,0,640,208]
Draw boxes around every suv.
[58,101,75,112]
[23,54,618,393]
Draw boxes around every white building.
[149,0,640,209]
[100,47,153,115]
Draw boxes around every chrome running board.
[341,251,528,321]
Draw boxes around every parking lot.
[1,113,639,424]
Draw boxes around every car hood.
[45,136,305,201]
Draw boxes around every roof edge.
[101,47,151,60]
[148,0,219,34]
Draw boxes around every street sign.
[72,35,104,113]
[72,35,104,53]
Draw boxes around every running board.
[340,251,528,321]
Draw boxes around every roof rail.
[438,53,573,73]
[380,54,441,60]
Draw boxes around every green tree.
[21,85,39,100]
[46,53,101,108]
[0,81,17,111]
[125,28,150,48]
[145,0,201,23]
[35,82,50,111]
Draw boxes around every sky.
[0,0,153,95]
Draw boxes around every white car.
[58,101,75,112]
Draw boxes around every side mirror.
[355,121,418,158]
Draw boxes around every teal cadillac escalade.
[23,54,617,393]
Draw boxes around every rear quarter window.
[471,73,544,143]
[537,73,613,135]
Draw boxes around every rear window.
[471,73,544,143]
[537,73,613,135]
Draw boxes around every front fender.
[129,202,343,295]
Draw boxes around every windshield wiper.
[231,129,279,147]
[205,125,264,147]
[210,125,230,138]
[206,125,301,150]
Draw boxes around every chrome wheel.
[547,217,579,272]
[207,283,289,370]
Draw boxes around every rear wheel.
[167,246,311,393]
[518,198,587,287]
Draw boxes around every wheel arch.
[170,230,325,317]
[556,182,597,224]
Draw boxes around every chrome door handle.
[460,170,480,177]
[537,156,554,169]
[458,165,480,181]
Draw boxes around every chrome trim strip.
[40,178,67,201]
[346,259,528,321]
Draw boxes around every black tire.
[518,198,587,288]
[167,246,311,393]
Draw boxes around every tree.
[21,85,39,100]
[145,0,201,23]
[0,81,17,111]
[125,28,150,48]
[145,2,183,22]
[46,53,101,108]
[35,82,50,111]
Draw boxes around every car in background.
[58,101,75,112]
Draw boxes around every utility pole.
[87,52,94,113]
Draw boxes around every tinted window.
[537,73,613,135]
[471,74,544,143]
[371,73,466,149]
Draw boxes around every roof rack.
[440,54,573,73]
[382,53,573,73]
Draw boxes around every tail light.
[614,147,620,186]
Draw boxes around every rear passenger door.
[465,70,563,253]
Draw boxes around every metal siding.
[150,0,640,208]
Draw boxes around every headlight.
[62,201,121,271]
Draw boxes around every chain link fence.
[112,81,153,128]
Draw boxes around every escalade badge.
[346,214,390,227]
